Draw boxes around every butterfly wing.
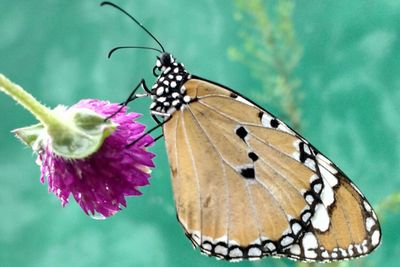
[281,151,381,261]
[163,77,380,261]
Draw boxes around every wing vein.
[248,133,307,201]
[180,109,204,245]
[198,100,308,204]
[187,103,294,225]
[173,115,182,220]
[186,106,263,245]
[198,100,299,161]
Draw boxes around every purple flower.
[37,99,155,218]
[1,75,154,218]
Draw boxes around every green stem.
[0,73,63,130]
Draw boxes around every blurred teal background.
[0,1,399,267]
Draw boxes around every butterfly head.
[153,53,180,75]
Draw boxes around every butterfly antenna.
[108,46,163,58]
[101,1,165,52]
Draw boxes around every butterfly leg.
[105,79,150,120]
[126,116,170,148]
[145,134,164,147]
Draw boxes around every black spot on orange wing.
[235,126,248,141]
[248,152,259,162]
[270,118,279,128]
[240,167,255,179]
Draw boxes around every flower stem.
[0,73,61,128]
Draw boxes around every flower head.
[35,100,155,218]
[1,74,155,218]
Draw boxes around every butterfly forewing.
[162,77,380,261]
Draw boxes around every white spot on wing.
[277,121,294,134]
[261,113,273,128]
[215,245,228,255]
[366,217,375,231]
[281,236,294,247]
[290,244,301,255]
[302,232,318,258]
[229,248,243,257]
[339,248,347,257]
[302,211,312,222]
[316,153,338,174]
[363,201,372,212]
[291,222,302,235]
[320,166,338,186]
[321,250,329,258]
[311,203,330,232]
[348,246,354,256]
[319,167,337,208]
[313,183,322,193]
[265,242,276,252]
[248,247,262,257]
[235,96,254,106]
[304,158,316,171]
[320,180,335,208]
[304,144,311,155]
[371,230,380,246]
[305,194,314,205]
[202,243,212,251]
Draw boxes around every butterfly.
[101,2,381,262]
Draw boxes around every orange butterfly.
[102,2,381,262]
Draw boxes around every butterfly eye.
[160,52,172,66]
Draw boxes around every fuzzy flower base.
[38,100,155,218]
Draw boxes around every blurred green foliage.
[229,0,302,130]
[1,1,399,267]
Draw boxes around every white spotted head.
[153,52,176,75]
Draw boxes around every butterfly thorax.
[150,53,191,115]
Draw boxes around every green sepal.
[13,106,117,159]
[13,123,45,149]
